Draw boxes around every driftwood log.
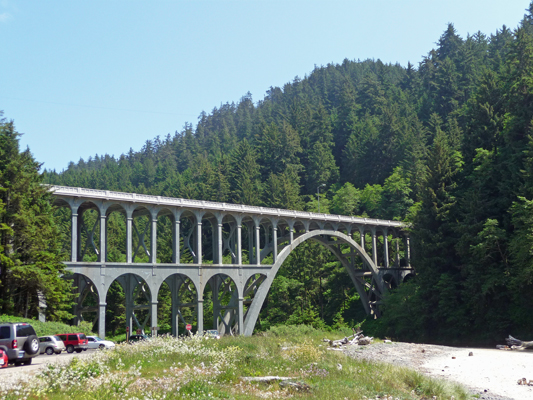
[497,335,533,350]
[505,335,533,350]
[323,330,373,348]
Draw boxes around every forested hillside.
[43,4,533,343]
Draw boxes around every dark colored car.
[56,333,88,353]
[0,349,7,368]
[0,322,40,365]
[128,334,149,343]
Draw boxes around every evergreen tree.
[0,115,72,320]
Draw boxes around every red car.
[0,349,7,368]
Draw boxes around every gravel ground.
[343,342,533,400]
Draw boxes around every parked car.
[39,335,66,355]
[86,336,115,350]
[0,322,40,365]
[56,333,88,353]
[206,330,221,339]
[0,349,7,368]
[128,334,149,343]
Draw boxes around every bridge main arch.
[242,229,385,336]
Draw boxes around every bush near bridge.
[0,315,95,337]
[0,325,469,400]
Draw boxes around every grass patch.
[0,327,471,399]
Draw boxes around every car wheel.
[99,344,105,350]
[45,347,54,355]
[75,349,82,353]
[24,335,40,355]
[66,345,74,353]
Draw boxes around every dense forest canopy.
[6,4,533,343]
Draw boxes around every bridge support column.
[99,213,106,262]
[151,301,158,337]
[272,226,278,263]
[70,206,79,262]
[173,218,180,264]
[171,280,179,337]
[255,222,260,266]
[197,298,204,334]
[359,229,365,252]
[98,302,106,339]
[151,215,158,264]
[237,224,242,265]
[125,278,134,335]
[405,235,411,267]
[217,222,223,265]
[383,229,389,268]
[238,297,244,335]
[196,221,202,264]
[126,209,133,263]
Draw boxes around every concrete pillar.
[236,224,242,265]
[360,229,365,252]
[126,209,133,263]
[238,296,244,335]
[405,235,411,267]
[99,213,106,262]
[70,205,79,262]
[170,278,179,337]
[217,222,223,265]
[272,225,278,263]
[196,221,202,264]
[255,222,261,266]
[173,217,180,264]
[289,223,294,244]
[151,301,158,337]
[125,278,134,334]
[383,229,389,268]
[197,298,204,334]
[98,302,106,339]
[151,214,157,264]
[212,277,219,329]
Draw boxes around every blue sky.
[1,0,530,172]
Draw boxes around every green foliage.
[0,314,95,336]
[0,115,73,321]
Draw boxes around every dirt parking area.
[344,342,533,400]
[1,350,95,390]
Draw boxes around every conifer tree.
[0,115,72,320]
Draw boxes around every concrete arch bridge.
[51,186,413,339]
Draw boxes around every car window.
[39,337,47,342]
[0,326,11,340]
[79,334,87,340]
[68,334,77,341]
[88,337,95,342]
[53,336,62,341]
[16,325,36,337]
[57,334,66,341]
